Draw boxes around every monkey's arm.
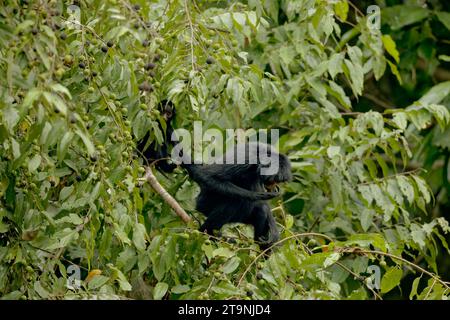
[185,164,279,200]
[206,179,278,200]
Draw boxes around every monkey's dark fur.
[184,143,292,247]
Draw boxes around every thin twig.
[237,232,333,286]
[363,93,394,110]
[340,248,450,290]
[335,261,382,300]
[357,168,422,186]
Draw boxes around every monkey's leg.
[199,207,229,235]
[247,202,280,247]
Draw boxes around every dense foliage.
[0,0,449,300]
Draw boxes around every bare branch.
[143,167,191,223]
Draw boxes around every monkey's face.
[162,106,174,121]
[159,100,175,121]
[261,153,292,192]
[264,180,280,193]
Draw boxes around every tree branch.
[143,167,191,223]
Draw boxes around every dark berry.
[101,45,108,53]
[256,272,263,280]
[91,71,98,77]
[107,40,113,47]
[138,82,153,92]
[31,27,38,35]
[142,39,150,47]
[60,32,67,40]
[206,56,214,64]
[78,62,86,69]
[153,54,160,62]
[133,4,141,10]
[144,62,155,70]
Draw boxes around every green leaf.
[0,291,23,300]
[382,6,429,30]
[409,276,422,300]
[59,186,74,202]
[154,282,169,300]
[58,131,74,161]
[346,233,387,252]
[75,130,95,156]
[50,83,72,99]
[425,104,450,131]
[327,81,351,110]
[418,81,450,105]
[360,208,374,232]
[381,267,403,293]
[300,252,334,271]
[392,112,408,130]
[28,154,41,172]
[334,1,349,21]
[412,176,431,204]
[327,146,341,158]
[88,275,110,290]
[387,60,402,84]
[132,223,147,252]
[171,284,190,294]
[212,247,234,258]
[108,265,132,291]
[57,213,83,225]
[43,92,68,116]
[411,224,426,248]
[201,243,214,261]
[221,256,241,274]
[324,252,341,268]
[328,53,344,79]
[33,281,49,298]
[20,88,42,117]
[2,106,19,132]
[382,35,399,63]
[396,176,415,205]
[436,11,450,31]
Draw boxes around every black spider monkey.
[136,101,292,247]
[183,143,292,247]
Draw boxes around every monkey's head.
[261,152,292,191]
[255,143,292,195]
[159,100,175,122]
